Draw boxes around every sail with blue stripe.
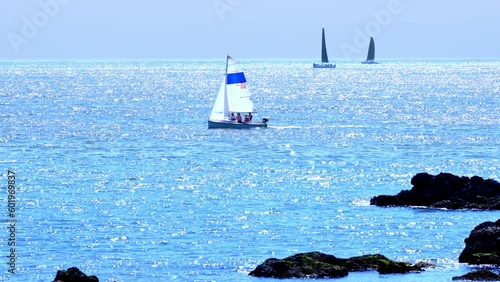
[209,55,256,123]
[208,55,269,128]
[225,56,255,113]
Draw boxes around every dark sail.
[321,28,329,63]
[366,37,375,61]
[313,28,335,68]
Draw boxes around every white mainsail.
[225,56,255,114]
[209,76,229,121]
[209,56,257,123]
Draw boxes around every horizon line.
[1,56,499,62]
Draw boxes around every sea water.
[1,59,499,281]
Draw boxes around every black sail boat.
[313,28,336,68]
[362,37,379,64]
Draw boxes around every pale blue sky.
[1,0,499,59]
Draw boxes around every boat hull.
[208,120,268,129]
[313,63,336,68]
[362,60,379,64]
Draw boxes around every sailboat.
[208,55,269,129]
[362,37,379,64]
[313,28,336,68]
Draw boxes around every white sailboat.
[313,28,336,68]
[208,55,269,129]
[362,37,379,64]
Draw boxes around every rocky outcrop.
[249,252,348,279]
[370,172,500,210]
[452,270,500,281]
[53,267,99,282]
[248,252,431,279]
[459,219,500,265]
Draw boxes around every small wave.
[352,199,371,206]
[270,125,303,129]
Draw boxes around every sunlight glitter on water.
[2,59,499,281]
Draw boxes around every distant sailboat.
[313,28,336,68]
[362,37,378,64]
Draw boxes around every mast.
[223,55,230,117]
[321,28,329,63]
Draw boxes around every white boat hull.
[313,63,336,68]
[362,60,379,64]
[208,119,268,129]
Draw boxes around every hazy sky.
[1,0,499,59]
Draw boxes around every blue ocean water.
[1,58,499,281]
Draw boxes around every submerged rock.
[249,252,430,278]
[53,267,99,282]
[459,219,500,265]
[452,270,500,281]
[370,172,500,210]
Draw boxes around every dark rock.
[370,172,500,210]
[377,260,415,274]
[53,267,99,282]
[459,219,500,265]
[344,254,389,271]
[345,254,429,274]
[414,261,437,269]
[249,252,431,278]
[368,195,402,207]
[452,270,500,281]
[248,252,348,278]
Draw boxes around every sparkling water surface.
[1,59,499,281]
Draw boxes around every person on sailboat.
[248,113,253,121]
[236,113,242,123]
[230,113,236,121]
[244,114,250,122]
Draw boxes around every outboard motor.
[262,118,269,123]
